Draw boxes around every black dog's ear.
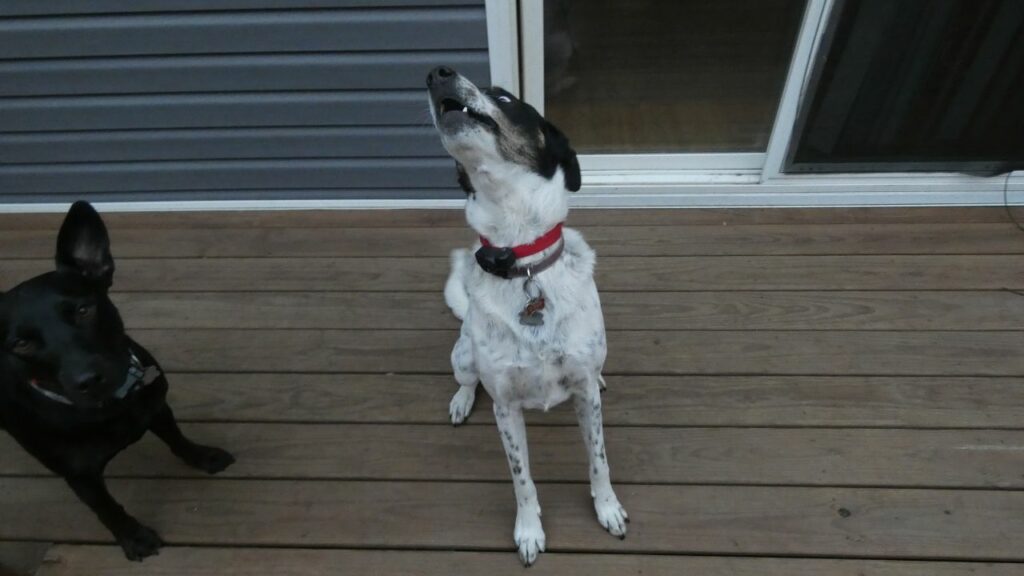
[56,201,114,287]
[455,162,475,196]
[540,120,581,192]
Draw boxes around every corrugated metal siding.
[0,1,488,203]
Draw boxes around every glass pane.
[544,0,807,154]
[789,0,1024,173]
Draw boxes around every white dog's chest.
[464,241,607,410]
[486,358,576,411]
[473,334,582,410]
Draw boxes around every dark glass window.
[788,0,1024,173]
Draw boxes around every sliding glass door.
[495,0,1023,207]
[515,0,1023,179]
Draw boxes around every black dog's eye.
[74,303,98,321]
[496,95,512,103]
[11,338,33,356]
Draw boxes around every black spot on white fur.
[455,162,475,196]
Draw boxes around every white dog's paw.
[449,386,476,426]
[595,495,629,538]
[513,511,546,566]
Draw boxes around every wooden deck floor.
[1,207,1024,575]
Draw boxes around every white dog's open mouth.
[439,97,469,115]
[437,95,497,129]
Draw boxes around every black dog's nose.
[75,373,104,393]
[426,65,456,88]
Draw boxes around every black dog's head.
[426,66,581,196]
[0,201,132,410]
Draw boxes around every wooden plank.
[3,223,1023,258]
[0,208,1014,232]
[2,479,1024,559]
[4,256,1024,291]
[134,328,457,373]
[608,330,1024,376]
[0,257,448,292]
[598,291,1024,330]
[162,373,1024,428]
[0,8,487,59]
[113,292,461,330]
[122,328,1024,376]
[6,424,1024,488]
[101,291,1024,330]
[35,546,1024,576]
[591,255,1024,291]
[0,542,48,576]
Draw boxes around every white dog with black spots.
[426,66,628,566]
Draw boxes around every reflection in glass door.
[787,0,1024,173]
[540,0,807,154]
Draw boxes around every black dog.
[0,201,235,561]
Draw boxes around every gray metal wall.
[0,1,488,203]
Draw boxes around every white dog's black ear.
[56,201,115,287]
[455,162,475,196]
[540,121,581,192]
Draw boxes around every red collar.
[480,223,564,259]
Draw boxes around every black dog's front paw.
[117,521,164,562]
[183,445,236,475]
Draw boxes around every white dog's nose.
[426,65,456,88]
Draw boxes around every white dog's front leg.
[574,386,628,538]
[449,333,478,425]
[493,402,545,566]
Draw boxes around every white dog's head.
[426,66,581,201]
